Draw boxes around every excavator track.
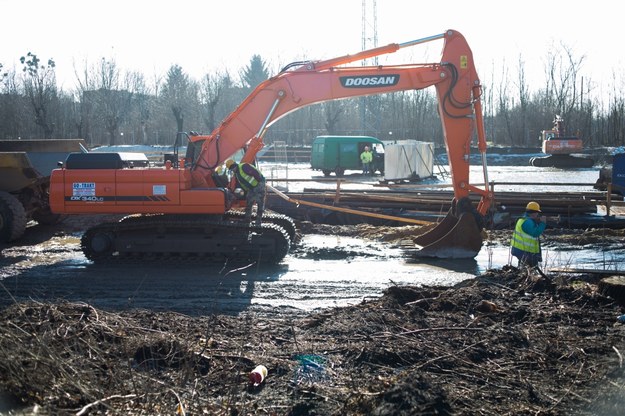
[225,210,299,245]
[80,214,291,265]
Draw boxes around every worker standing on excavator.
[225,159,266,226]
[510,201,547,269]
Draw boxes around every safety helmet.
[526,201,541,212]
[225,159,236,170]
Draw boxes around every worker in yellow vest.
[225,159,266,226]
[360,146,373,176]
[510,201,547,268]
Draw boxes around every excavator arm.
[189,29,492,216]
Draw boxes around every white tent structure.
[383,140,435,181]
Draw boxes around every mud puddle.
[1,233,474,316]
[2,226,623,317]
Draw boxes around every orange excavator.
[530,115,594,168]
[49,29,493,264]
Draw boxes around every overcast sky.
[1,0,622,97]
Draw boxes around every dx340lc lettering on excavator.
[49,29,494,265]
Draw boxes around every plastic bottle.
[249,365,268,385]
[618,314,625,323]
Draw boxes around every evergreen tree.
[240,55,269,90]
[161,65,197,133]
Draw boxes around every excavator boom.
[50,29,493,262]
[190,30,492,215]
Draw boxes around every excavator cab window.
[184,140,202,168]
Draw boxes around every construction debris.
[1,267,624,415]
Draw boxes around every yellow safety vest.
[235,164,261,192]
[510,218,540,254]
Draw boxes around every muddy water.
[0,233,472,317]
[1,161,622,317]
[265,162,606,194]
[1,225,623,318]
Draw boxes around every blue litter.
[292,354,329,384]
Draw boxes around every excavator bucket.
[410,208,483,259]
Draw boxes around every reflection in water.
[2,216,624,317]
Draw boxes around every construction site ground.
[1,215,625,415]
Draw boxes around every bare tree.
[6,47,625,148]
[543,42,585,118]
[126,71,151,145]
[605,72,625,146]
[92,58,133,146]
[515,56,531,146]
[495,60,514,145]
[0,69,29,139]
[72,59,98,143]
[323,101,344,134]
[0,63,8,84]
[199,70,232,133]
[20,52,58,139]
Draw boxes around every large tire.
[0,191,28,242]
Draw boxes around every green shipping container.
[310,136,384,177]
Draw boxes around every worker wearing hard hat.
[510,201,547,268]
[225,159,266,226]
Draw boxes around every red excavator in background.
[530,115,594,168]
[49,29,494,264]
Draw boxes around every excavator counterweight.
[50,29,493,262]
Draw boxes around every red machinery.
[50,29,493,264]
[530,115,594,168]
